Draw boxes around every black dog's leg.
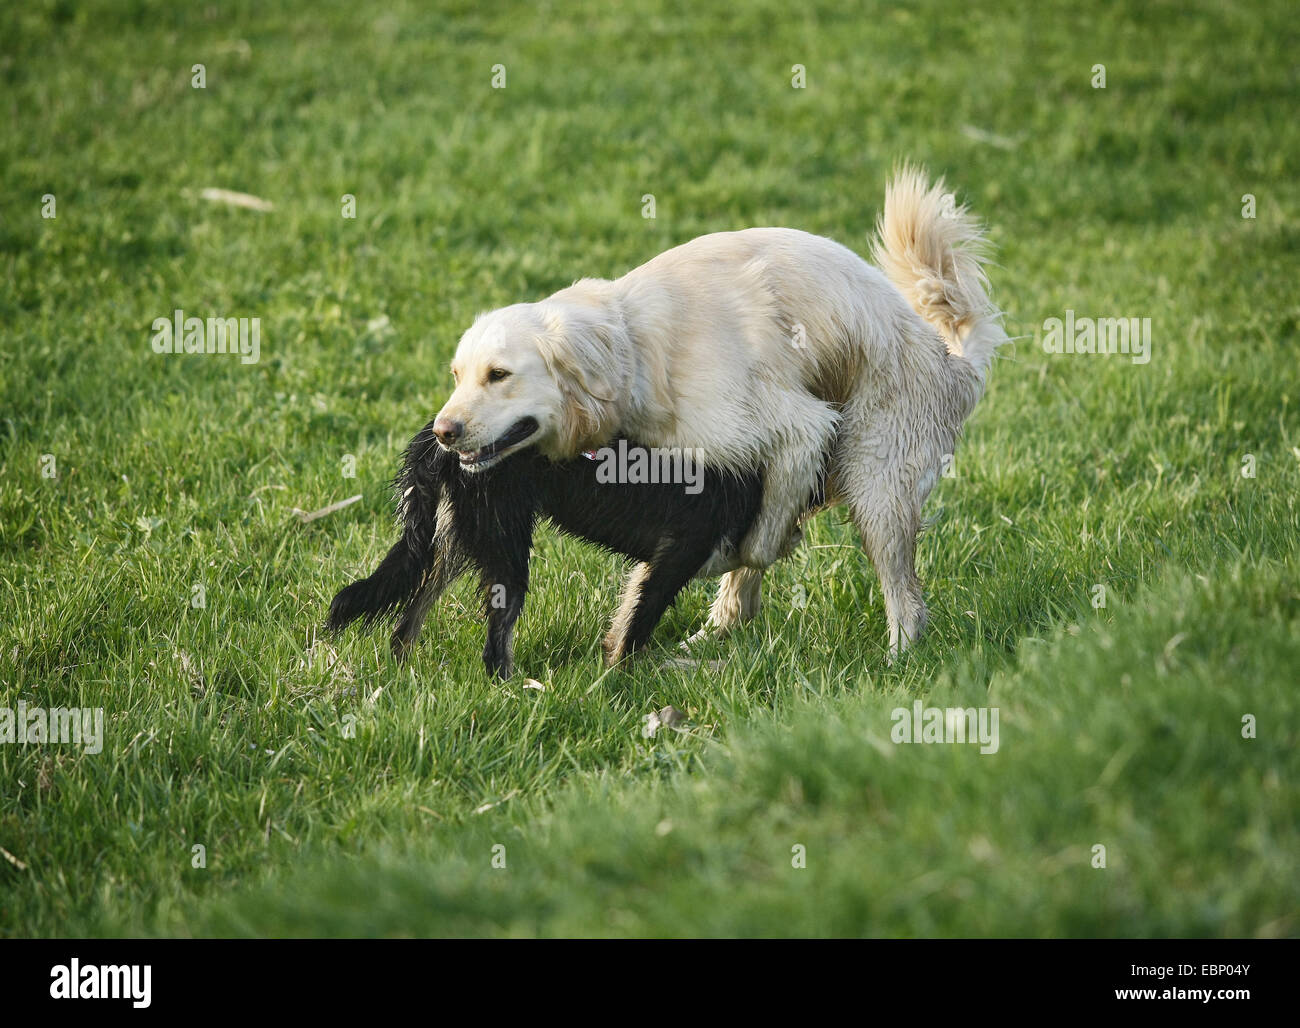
[480,567,529,680]
[464,489,537,680]
[603,540,717,665]
[391,540,471,660]
[328,420,464,657]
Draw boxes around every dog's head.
[433,300,624,471]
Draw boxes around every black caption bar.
[0,939,1290,1015]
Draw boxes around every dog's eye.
[488,368,511,382]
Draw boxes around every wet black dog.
[327,419,763,678]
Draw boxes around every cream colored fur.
[437,166,1006,657]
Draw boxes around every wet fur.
[435,168,1007,658]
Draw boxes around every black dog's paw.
[482,640,514,681]
[326,577,383,633]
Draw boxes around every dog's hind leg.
[604,540,717,665]
[604,563,653,664]
[836,404,934,661]
[858,501,926,661]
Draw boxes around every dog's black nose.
[433,416,463,446]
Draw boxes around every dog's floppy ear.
[537,305,625,454]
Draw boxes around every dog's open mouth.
[456,417,539,470]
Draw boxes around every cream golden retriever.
[432,167,1006,658]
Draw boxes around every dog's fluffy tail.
[326,421,444,632]
[872,165,1006,381]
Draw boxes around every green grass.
[1,0,1297,937]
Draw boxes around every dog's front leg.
[391,534,469,661]
[477,522,533,680]
[481,572,528,680]
[685,566,764,647]
[737,395,837,569]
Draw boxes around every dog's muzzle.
[454,417,540,470]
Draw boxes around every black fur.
[328,420,763,679]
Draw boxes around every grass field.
[1,0,1297,937]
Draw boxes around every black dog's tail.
[326,420,448,632]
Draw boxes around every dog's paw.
[886,607,928,664]
[389,629,416,663]
[601,631,627,667]
[327,578,376,633]
[680,627,713,651]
